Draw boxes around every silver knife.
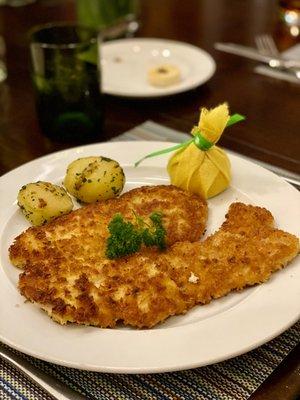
[214,42,300,73]
[0,343,87,400]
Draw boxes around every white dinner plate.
[101,38,216,97]
[0,141,299,373]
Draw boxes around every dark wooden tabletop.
[0,0,299,399]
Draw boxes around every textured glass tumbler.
[30,23,103,142]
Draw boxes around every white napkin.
[255,43,300,83]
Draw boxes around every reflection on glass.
[279,0,300,28]
[30,24,103,143]
[290,25,300,35]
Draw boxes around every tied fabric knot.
[134,102,245,167]
[192,128,214,151]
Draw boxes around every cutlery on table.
[214,42,300,78]
[255,34,281,57]
[255,34,300,80]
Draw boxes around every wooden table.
[0,0,299,399]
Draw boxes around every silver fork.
[255,33,300,79]
[255,34,281,57]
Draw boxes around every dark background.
[0,0,299,176]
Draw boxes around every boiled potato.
[64,156,99,198]
[64,156,125,203]
[17,181,73,226]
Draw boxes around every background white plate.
[101,38,216,97]
[0,141,299,373]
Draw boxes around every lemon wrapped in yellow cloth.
[168,103,231,199]
[167,143,230,199]
[135,103,244,199]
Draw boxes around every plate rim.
[0,140,299,373]
[101,37,216,97]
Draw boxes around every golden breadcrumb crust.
[15,202,299,328]
[9,185,207,269]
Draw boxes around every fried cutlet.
[9,185,207,269]
[16,203,299,328]
[157,203,299,311]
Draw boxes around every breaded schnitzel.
[157,203,299,311]
[15,203,299,328]
[9,185,207,269]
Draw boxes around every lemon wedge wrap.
[167,103,232,199]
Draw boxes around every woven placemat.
[1,322,299,400]
[1,122,299,400]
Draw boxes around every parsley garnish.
[106,211,166,259]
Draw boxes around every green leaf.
[134,139,194,167]
[226,113,245,127]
